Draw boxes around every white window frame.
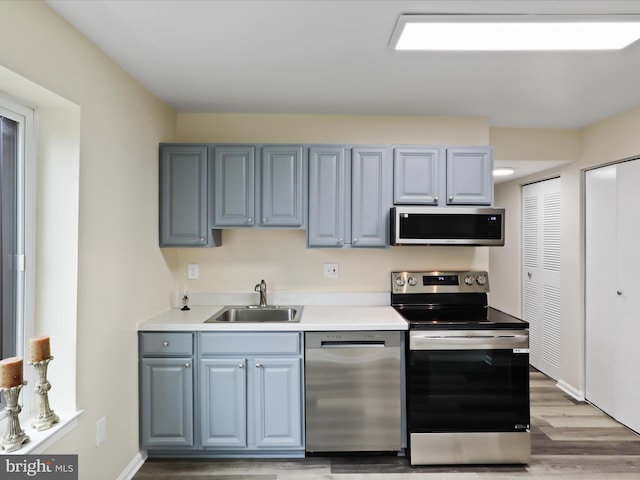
[0,95,36,417]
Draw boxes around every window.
[0,97,34,411]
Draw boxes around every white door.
[522,178,561,379]
[585,160,640,435]
[614,160,640,433]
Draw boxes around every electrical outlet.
[187,263,199,280]
[324,263,339,278]
[96,416,107,446]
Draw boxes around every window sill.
[1,410,83,454]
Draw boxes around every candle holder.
[29,357,59,431]
[1,382,30,452]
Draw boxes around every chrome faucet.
[254,279,267,307]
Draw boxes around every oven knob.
[464,275,474,285]
[476,274,487,285]
[408,276,417,286]
[395,276,406,287]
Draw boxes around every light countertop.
[138,303,408,332]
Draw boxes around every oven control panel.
[391,271,489,294]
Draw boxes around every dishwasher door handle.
[320,341,386,348]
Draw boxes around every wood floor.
[133,370,640,479]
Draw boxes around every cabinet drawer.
[140,332,193,356]
[200,332,300,355]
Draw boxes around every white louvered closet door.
[522,178,561,380]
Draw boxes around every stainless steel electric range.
[391,271,531,466]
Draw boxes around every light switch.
[187,264,199,280]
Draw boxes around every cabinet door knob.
[255,363,262,368]
[434,196,439,202]
[262,217,267,222]
[162,341,169,347]
[353,238,358,244]
[184,363,191,368]
[337,238,343,245]
[238,363,244,369]
[449,196,454,201]
[617,291,623,295]
[200,237,205,243]
[247,217,253,223]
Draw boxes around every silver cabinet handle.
[617,291,623,295]
[255,363,262,368]
[162,341,169,347]
[337,238,343,245]
[247,217,253,223]
[238,363,244,369]
[449,196,454,201]
[353,238,358,244]
[200,237,205,243]
[184,363,191,368]
[262,217,267,222]
[434,196,439,202]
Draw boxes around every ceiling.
[44,1,640,181]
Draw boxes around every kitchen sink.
[204,306,302,323]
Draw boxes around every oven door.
[407,330,530,433]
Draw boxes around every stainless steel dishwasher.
[305,331,402,453]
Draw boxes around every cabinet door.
[159,144,209,246]
[252,358,302,449]
[260,146,305,227]
[352,147,391,247]
[393,148,440,205]
[201,358,247,448]
[140,357,194,448]
[307,146,350,247]
[213,146,256,226]
[446,147,493,205]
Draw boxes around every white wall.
[0,2,176,479]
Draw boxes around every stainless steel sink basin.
[204,306,302,323]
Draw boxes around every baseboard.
[556,379,585,402]
[117,450,148,480]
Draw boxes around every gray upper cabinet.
[259,146,305,227]
[446,147,493,205]
[393,147,441,205]
[393,145,493,206]
[159,144,220,247]
[213,145,305,228]
[213,145,256,227]
[307,146,349,247]
[308,146,391,248]
[351,147,392,247]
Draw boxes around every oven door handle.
[410,334,529,350]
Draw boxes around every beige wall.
[0,2,176,479]
[490,108,640,396]
[171,112,493,297]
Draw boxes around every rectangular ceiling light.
[390,15,640,51]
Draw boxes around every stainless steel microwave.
[390,206,505,246]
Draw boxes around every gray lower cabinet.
[393,146,494,206]
[159,144,221,247]
[199,332,304,453]
[308,145,391,247]
[139,332,194,449]
[213,145,305,228]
